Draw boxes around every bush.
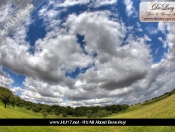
[41,108,48,118]
[26,106,31,110]
[55,111,60,115]
[86,110,92,118]
[32,107,40,113]
[42,111,48,118]
[62,113,67,117]
[107,111,112,116]
[97,110,108,117]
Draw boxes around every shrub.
[62,113,67,117]
[42,111,48,118]
[55,111,60,115]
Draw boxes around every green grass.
[108,94,175,118]
[1,94,175,131]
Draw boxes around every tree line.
[0,87,129,118]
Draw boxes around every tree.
[42,105,51,114]
[50,105,61,115]
[62,112,67,117]
[32,106,40,113]
[97,110,108,117]
[110,105,122,113]
[0,87,14,108]
[14,95,22,107]
[35,104,43,112]
[42,109,48,118]
[86,110,92,118]
[9,96,15,107]
[121,104,129,111]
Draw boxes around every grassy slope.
[109,93,175,118]
[0,94,175,132]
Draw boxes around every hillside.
[0,93,175,131]
[109,92,175,118]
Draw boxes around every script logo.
[140,2,175,22]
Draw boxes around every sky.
[0,0,175,107]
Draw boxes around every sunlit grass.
[0,94,175,131]
[108,94,175,118]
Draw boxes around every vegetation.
[141,89,175,105]
[0,90,175,131]
[86,110,92,118]
[0,86,130,118]
[41,109,48,118]
[0,87,14,108]
[62,112,67,117]
[1,86,175,119]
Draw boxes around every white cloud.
[158,22,167,34]
[145,25,159,35]
[123,0,136,17]
[23,77,64,98]
[35,33,93,72]
[38,7,61,29]
[13,85,65,105]
[0,3,13,24]
[0,66,13,87]
[165,23,175,61]
[158,22,175,61]
[0,10,93,85]
[52,0,90,7]
[91,0,118,7]
[65,11,126,56]
[155,48,159,55]
[48,0,117,8]
[136,22,143,32]
[0,0,34,14]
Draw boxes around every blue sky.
[0,0,175,106]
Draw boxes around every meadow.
[0,94,175,132]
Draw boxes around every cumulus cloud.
[23,77,64,98]
[46,11,154,105]
[1,35,88,84]
[52,0,90,7]
[1,17,65,84]
[65,11,126,56]
[38,8,61,27]
[158,22,175,61]
[12,84,65,105]
[91,0,118,7]
[0,11,93,87]
[123,0,136,17]
[0,66,13,87]
[47,0,117,8]
[165,23,175,61]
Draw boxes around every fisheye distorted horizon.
[0,0,175,107]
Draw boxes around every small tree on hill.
[121,104,129,111]
[86,110,92,118]
[32,106,40,113]
[42,109,48,118]
[97,110,108,117]
[62,112,67,117]
[0,87,14,108]
[9,96,16,107]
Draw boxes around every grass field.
[0,94,175,132]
